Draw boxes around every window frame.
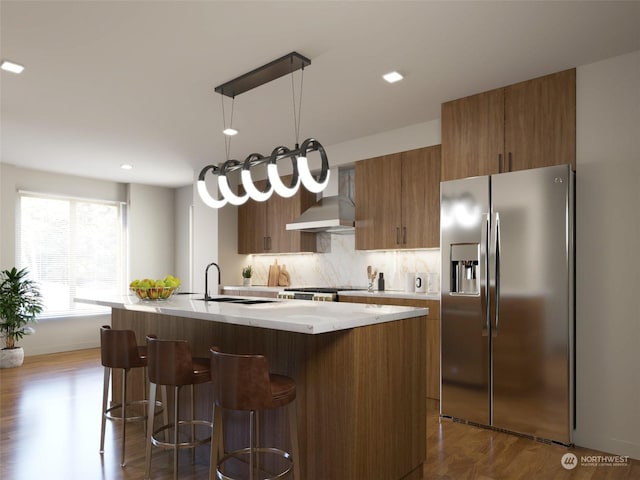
[16,190,128,318]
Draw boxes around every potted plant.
[242,266,253,287]
[0,267,44,368]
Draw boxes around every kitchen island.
[77,294,428,479]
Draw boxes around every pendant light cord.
[221,95,235,161]
[290,67,304,146]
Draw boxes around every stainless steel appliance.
[440,164,574,445]
[278,287,365,302]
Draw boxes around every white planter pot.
[0,347,25,368]
[243,278,251,287]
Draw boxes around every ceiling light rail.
[198,51,330,209]
[214,52,311,98]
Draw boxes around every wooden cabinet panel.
[267,188,317,254]
[426,317,440,401]
[339,295,441,400]
[238,176,317,254]
[441,68,575,181]
[504,68,576,171]
[238,180,269,254]
[355,154,402,250]
[441,88,504,182]
[355,146,441,250]
[402,146,441,248]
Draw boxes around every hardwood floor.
[1,348,638,479]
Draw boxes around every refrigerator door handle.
[494,211,501,335]
[480,212,490,336]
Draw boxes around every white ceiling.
[1,1,639,188]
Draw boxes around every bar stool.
[209,347,300,480]
[100,325,165,467]
[145,335,213,480]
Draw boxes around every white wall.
[192,172,220,296]
[127,183,176,280]
[326,119,441,167]
[574,50,640,459]
[174,185,194,291]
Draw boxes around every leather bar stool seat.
[209,347,300,480]
[145,335,213,480]
[99,325,165,467]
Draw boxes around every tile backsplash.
[246,232,440,290]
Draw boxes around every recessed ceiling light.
[383,71,403,83]
[120,164,133,170]
[223,128,238,136]
[1,60,25,74]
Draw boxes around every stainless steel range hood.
[286,167,355,234]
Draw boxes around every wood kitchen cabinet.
[355,145,441,250]
[339,295,441,401]
[238,176,317,254]
[441,68,575,181]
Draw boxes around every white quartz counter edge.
[338,290,441,301]
[75,295,428,335]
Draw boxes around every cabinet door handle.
[396,227,401,245]
[402,226,407,245]
[508,152,513,172]
[498,153,503,173]
[267,236,272,251]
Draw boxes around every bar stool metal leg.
[145,382,157,480]
[209,406,225,480]
[100,366,110,454]
[173,386,179,480]
[121,368,128,466]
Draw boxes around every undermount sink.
[195,297,276,305]
[230,299,276,305]
[195,297,241,302]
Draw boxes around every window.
[17,191,127,317]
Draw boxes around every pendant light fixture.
[197,52,330,208]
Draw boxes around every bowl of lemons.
[130,275,181,301]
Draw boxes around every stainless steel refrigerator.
[440,164,574,445]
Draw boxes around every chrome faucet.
[204,262,221,300]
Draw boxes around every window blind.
[16,191,127,317]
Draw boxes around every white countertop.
[338,290,441,301]
[75,294,428,335]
